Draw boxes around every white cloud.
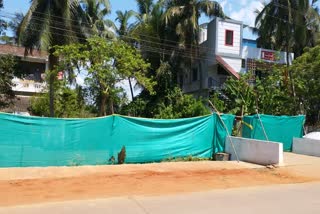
[229,0,263,27]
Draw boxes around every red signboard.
[261,51,275,61]
[57,71,64,80]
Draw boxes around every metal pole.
[255,109,269,141]
[208,100,240,163]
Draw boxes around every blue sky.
[1,0,268,39]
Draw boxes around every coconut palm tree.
[164,0,224,48]
[132,0,174,64]
[135,0,154,23]
[7,12,24,44]
[164,0,225,93]
[18,0,85,117]
[254,0,320,107]
[81,0,115,39]
[116,10,136,100]
[0,0,6,35]
[116,10,136,38]
[254,0,320,58]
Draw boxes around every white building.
[0,44,47,113]
[180,17,294,97]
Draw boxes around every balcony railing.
[12,78,46,93]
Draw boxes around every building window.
[208,77,213,88]
[192,68,198,81]
[241,59,246,68]
[217,65,228,75]
[225,30,233,46]
[179,75,183,88]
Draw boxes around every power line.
[252,1,320,30]
[0,14,218,64]
[272,2,318,17]
[0,5,305,60]
[0,11,219,60]
[0,10,231,54]
[1,10,299,64]
[25,2,320,39]
[253,8,318,28]
[25,4,220,44]
[0,12,196,54]
[253,5,318,27]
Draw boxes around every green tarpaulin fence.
[0,113,235,167]
[242,114,305,151]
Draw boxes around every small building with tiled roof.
[0,44,48,114]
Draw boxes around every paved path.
[283,152,320,179]
[1,182,320,214]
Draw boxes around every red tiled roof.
[0,44,47,60]
[216,55,240,79]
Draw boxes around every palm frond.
[135,0,153,15]
[198,0,224,18]
[163,6,185,24]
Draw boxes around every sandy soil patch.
[0,164,313,207]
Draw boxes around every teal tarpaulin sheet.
[0,113,235,167]
[242,114,305,151]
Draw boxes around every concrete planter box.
[293,138,320,157]
[225,137,283,166]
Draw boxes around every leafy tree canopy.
[210,69,295,117]
[0,55,20,108]
[291,45,320,124]
[54,37,155,116]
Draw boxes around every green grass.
[162,155,211,162]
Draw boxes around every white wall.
[199,28,207,44]
[12,78,46,93]
[221,56,242,73]
[292,138,320,157]
[216,21,241,56]
[225,137,284,165]
[206,20,217,60]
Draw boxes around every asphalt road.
[1,182,320,214]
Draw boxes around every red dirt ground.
[0,164,314,207]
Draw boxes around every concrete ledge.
[225,137,283,166]
[293,138,320,157]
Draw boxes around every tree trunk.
[286,48,296,94]
[199,61,203,96]
[48,48,58,117]
[109,97,114,115]
[49,73,55,117]
[197,41,203,97]
[286,46,298,113]
[286,21,298,113]
[99,93,107,116]
[128,77,134,101]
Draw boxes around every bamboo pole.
[208,100,240,163]
[255,109,269,141]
